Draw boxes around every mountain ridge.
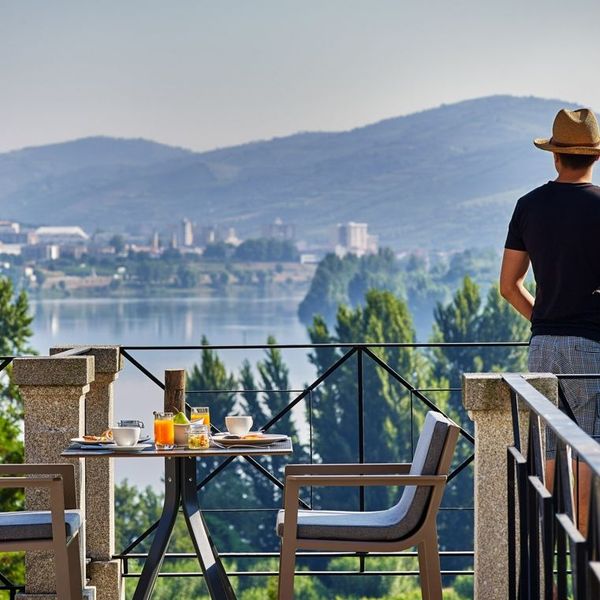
[0,95,584,250]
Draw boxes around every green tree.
[477,284,529,372]
[0,278,35,588]
[298,253,359,324]
[203,242,234,261]
[431,276,482,392]
[233,238,299,263]
[432,277,529,392]
[109,234,126,254]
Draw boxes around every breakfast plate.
[71,435,150,446]
[212,432,288,446]
[71,437,115,446]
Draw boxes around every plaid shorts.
[528,335,600,457]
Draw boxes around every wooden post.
[164,369,186,413]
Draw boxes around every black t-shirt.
[505,181,600,341]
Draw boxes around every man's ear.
[553,152,561,170]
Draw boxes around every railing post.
[462,372,558,600]
[13,354,95,598]
[51,346,124,600]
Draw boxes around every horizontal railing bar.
[113,505,473,518]
[186,387,462,394]
[187,389,305,394]
[121,342,529,350]
[122,569,474,578]
[115,550,474,559]
[556,374,600,379]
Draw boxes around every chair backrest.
[388,411,458,537]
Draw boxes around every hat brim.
[534,138,600,155]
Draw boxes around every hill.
[0,96,581,249]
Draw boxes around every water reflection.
[30,292,313,489]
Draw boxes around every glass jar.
[188,422,210,449]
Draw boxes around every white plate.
[111,444,152,452]
[212,433,288,446]
[71,437,115,446]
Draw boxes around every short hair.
[557,153,599,170]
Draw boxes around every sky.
[1,0,599,154]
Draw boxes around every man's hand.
[500,249,534,320]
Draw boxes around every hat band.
[550,137,600,149]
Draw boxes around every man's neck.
[555,168,594,183]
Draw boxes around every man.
[500,107,600,534]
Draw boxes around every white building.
[263,218,295,241]
[34,226,89,246]
[0,221,20,235]
[181,218,194,247]
[336,222,378,256]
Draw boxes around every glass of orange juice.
[191,407,210,427]
[154,412,174,449]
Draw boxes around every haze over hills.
[0,95,581,250]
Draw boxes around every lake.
[29,292,315,489]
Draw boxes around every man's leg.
[545,457,591,536]
[572,459,592,536]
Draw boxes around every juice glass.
[191,407,210,427]
[154,412,174,449]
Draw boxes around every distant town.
[0,218,379,297]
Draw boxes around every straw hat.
[534,108,600,155]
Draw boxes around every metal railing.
[113,341,529,588]
[505,373,600,599]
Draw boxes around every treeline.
[204,237,299,262]
[298,247,501,335]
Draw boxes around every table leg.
[132,457,181,600]
[181,457,238,600]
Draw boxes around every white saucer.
[111,444,152,452]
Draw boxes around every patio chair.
[0,463,84,600]
[276,411,459,600]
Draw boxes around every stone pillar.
[51,346,124,600]
[13,355,95,597]
[463,372,558,600]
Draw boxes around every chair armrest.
[286,474,446,488]
[0,464,76,508]
[0,476,63,490]
[284,463,412,476]
[0,476,71,545]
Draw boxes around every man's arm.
[500,248,534,320]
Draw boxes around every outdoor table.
[62,439,293,600]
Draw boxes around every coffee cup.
[225,415,253,436]
[111,426,141,447]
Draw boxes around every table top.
[61,438,293,458]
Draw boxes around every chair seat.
[0,509,82,542]
[276,507,417,542]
